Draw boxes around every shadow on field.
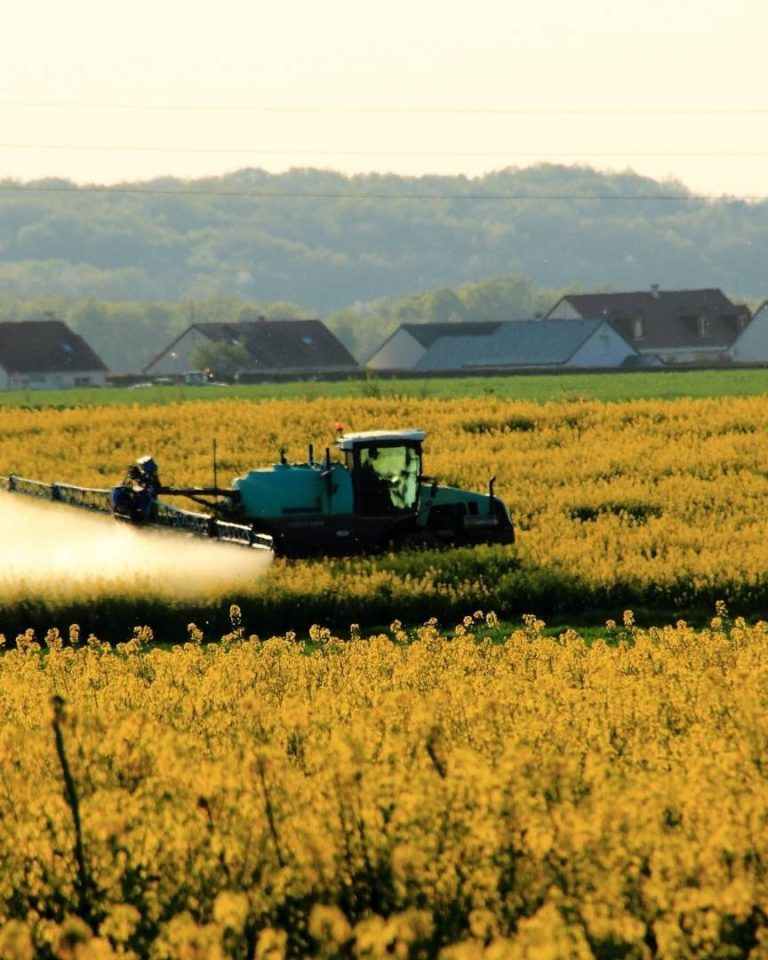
[2,544,760,646]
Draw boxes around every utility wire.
[2,100,768,116]
[3,143,768,159]
[0,183,759,201]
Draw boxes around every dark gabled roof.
[413,318,617,370]
[0,320,108,374]
[144,319,358,373]
[398,321,502,348]
[547,289,750,349]
[200,320,358,370]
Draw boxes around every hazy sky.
[2,0,767,195]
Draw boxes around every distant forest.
[0,164,764,370]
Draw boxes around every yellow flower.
[255,927,287,960]
[212,890,250,934]
[0,921,34,960]
[308,904,353,950]
[99,904,141,943]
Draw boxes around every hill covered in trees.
[0,164,764,368]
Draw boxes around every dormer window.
[631,316,644,339]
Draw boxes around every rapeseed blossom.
[4,394,768,618]
[0,617,764,955]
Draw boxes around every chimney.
[650,284,660,299]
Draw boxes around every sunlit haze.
[2,0,767,196]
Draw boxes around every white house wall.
[727,306,768,363]
[367,331,427,370]
[567,324,637,367]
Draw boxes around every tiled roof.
[0,320,108,373]
[413,318,607,370]
[548,289,749,349]
[146,319,358,373]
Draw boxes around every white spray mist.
[0,491,272,598]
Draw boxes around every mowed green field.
[3,366,768,407]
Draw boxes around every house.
[727,301,768,363]
[366,322,501,370]
[0,318,108,390]
[143,319,358,378]
[367,319,638,372]
[544,287,750,365]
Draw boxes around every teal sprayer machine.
[1,428,514,557]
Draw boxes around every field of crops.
[2,391,768,637]
[1,613,767,958]
[3,388,768,956]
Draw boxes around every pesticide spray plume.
[0,492,273,598]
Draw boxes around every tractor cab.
[336,429,425,517]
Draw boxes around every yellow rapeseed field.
[2,394,768,621]
[0,612,766,958]
[3,397,768,956]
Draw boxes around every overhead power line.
[0,182,761,202]
[3,143,768,160]
[2,100,768,116]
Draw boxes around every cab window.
[354,444,420,514]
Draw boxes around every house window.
[75,377,91,387]
[631,317,644,339]
[698,316,711,337]
[599,334,610,353]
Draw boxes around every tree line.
[0,276,574,373]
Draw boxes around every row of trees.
[329,273,574,361]
[0,272,578,371]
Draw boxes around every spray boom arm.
[0,474,271,552]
